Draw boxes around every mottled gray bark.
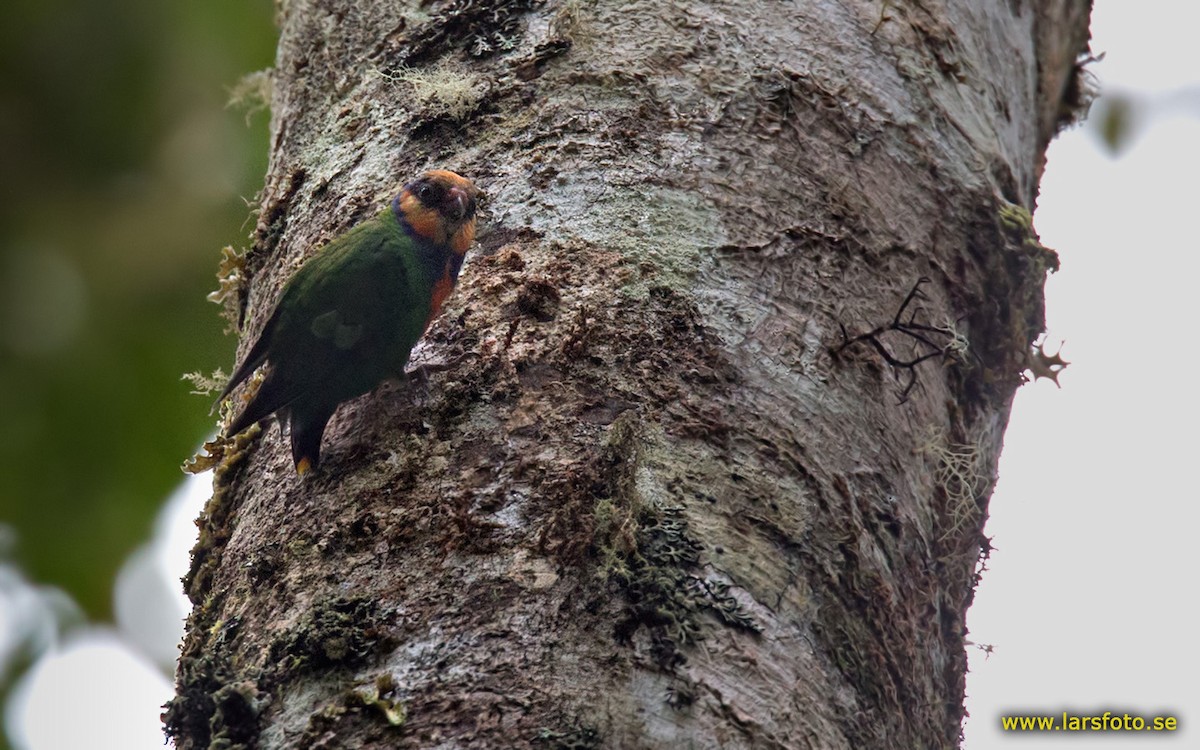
[168,1,1091,748]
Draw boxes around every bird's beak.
[447,186,471,222]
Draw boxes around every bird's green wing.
[246,214,432,419]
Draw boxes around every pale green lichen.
[181,368,229,397]
[352,673,407,727]
[378,64,486,120]
[917,426,989,543]
[591,423,759,672]
[228,69,273,124]
[208,245,247,334]
[503,181,726,298]
[998,201,1052,258]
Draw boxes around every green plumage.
[220,208,442,471]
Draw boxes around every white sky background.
[5,0,1199,747]
[963,0,1200,746]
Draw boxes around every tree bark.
[168,0,1092,748]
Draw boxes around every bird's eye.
[412,182,441,205]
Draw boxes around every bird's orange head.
[394,170,482,254]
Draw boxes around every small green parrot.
[218,169,482,474]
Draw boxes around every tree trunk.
[167,0,1092,747]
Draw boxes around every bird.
[217,169,482,474]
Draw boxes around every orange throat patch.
[397,191,477,254]
[449,220,475,254]
[397,192,448,245]
[425,267,456,331]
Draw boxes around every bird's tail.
[224,369,297,438]
[289,406,335,475]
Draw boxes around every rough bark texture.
[168,1,1092,748]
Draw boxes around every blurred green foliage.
[1094,94,1138,154]
[0,0,276,619]
[1089,86,1200,155]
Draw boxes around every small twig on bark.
[835,277,969,402]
